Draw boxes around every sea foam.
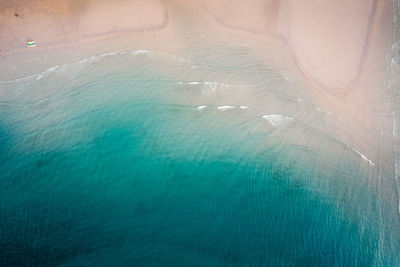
[262,114,294,127]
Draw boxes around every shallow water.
[1,39,400,266]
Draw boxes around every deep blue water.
[1,51,399,266]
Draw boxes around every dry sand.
[0,0,169,53]
[0,0,395,164]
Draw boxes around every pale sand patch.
[200,0,282,37]
[306,0,394,161]
[200,0,392,95]
[286,0,375,93]
[78,0,167,38]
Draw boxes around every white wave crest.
[346,145,375,166]
[130,49,152,56]
[1,49,194,83]
[262,114,294,127]
[35,65,61,81]
[217,105,235,111]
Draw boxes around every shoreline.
[0,0,396,166]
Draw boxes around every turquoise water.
[1,50,399,266]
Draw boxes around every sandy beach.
[0,0,394,166]
[0,0,394,162]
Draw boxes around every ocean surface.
[1,33,400,266]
